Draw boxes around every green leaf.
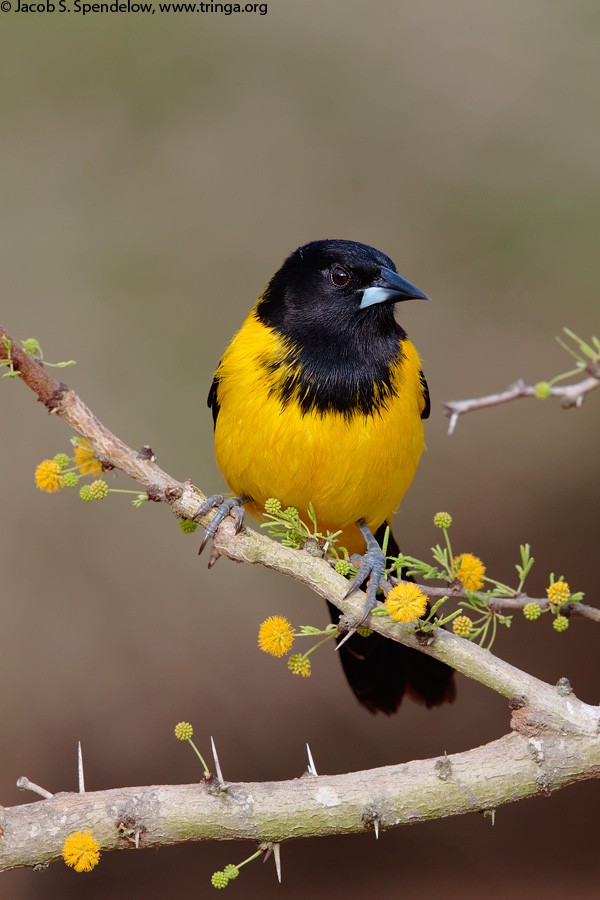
[21,338,41,357]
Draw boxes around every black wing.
[207,373,221,429]
[419,368,430,420]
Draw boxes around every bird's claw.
[195,494,247,555]
[343,546,388,625]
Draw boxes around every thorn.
[273,843,282,883]
[448,412,459,436]
[373,816,379,840]
[306,743,318,776]
[334,628,356,652]
[207,547,221,569]
[211,736,224,783]
[16,776,54,800]
[135,830,140,849]
[78,741,85,793]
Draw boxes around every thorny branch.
[443,373,600,435]
[1,325,599,873]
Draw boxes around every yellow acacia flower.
[35,459,64,493]
[74,441,103,476]
[454,553,486,591]
[385,582,428,623]
[547,580,570,605]
[62,830,100,873]
[258,615,294,656]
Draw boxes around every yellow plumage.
[213,307,426,554]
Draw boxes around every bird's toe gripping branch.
[340,519,388,641]
[195,494,249,555]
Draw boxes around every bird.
[198,239,455,714]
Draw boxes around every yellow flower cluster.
[74,442,103,476]
[454,553,486,591]
[258,616,294,656]
[62,830,100,872]
[35,441,102,494]
[547,580,570,605]
[34,459,64,493]
[385,582,428,623]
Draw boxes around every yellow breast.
[212,310,426,554]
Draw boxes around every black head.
[256,239,429,337]
[251,240,429,417]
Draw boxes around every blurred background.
[1,1,599,897]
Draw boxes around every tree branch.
[442,374,600,435]
[2,727,600,873]
[2,325,599,873]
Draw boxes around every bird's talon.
[343,522,389,624]
[194,494,224,520]
[196,494,248,556]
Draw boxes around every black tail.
[328,527,456,715]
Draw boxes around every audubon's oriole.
[199,239,455,714]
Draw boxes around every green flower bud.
[534,381,552,399]
[433,512,452,529]
[211,871,229,888]
[453,615,473,638]
[334,559,352,576]
[287,654,311,677]
[89,480,109,500]
[179,519,198,534]
[174,722,193,741]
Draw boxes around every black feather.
[207,373,221,427]
[419,368,431,420]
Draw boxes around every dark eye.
[330,265,350,287]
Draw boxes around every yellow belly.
[212,311,426,554]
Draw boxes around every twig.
[443,375,600,435]
[414,583,600,623]
[15,777,54,801]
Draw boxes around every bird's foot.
[195,494,249,555]
[342,519,389,626]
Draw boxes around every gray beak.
[359,266,430,309]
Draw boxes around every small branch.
[0,325,205,510]
[15,777,54,801]
[2,729,600,872]
[415,583,600,623]
[443,375,600,435]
